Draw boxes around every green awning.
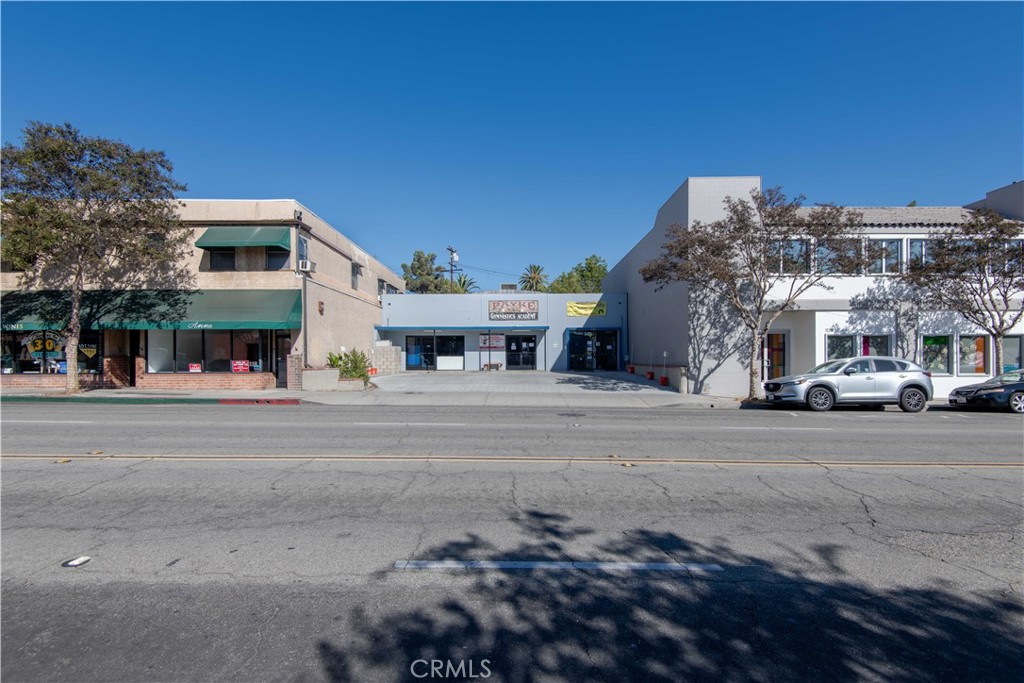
[1,290,302,331]
[195,226,291,250]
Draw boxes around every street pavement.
[1,377,1022,682]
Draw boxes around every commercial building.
[1,200,404,391]
[605,177,1024,398]
[376,292,626,372]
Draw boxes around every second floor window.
[770,240,810,274]
[208,248,236,271]
[266,247,289,270]
[867,239,902,274]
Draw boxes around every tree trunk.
[65,289,82,394]
[993,334,1004,376]
[747,328,761,400]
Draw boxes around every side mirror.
[843,367,858,375]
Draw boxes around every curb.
[0,395,223,405]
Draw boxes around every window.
[351,262,362,290]
[815,239,861,275]
[146,329,271,373]
[873,359,900,372]
[867,240,902,275]
[862,335,890,356]
[266,247,289,270]
[827,335,854,360]
[958,335,989,375]
[297,236,309,262]
[908,240,935,271]
[1,330,102,375]
[922,335,951,374]
[208,248,236,271]
[436,336,465,357]
[826,334,890,359]
[772,240,810,274]
[1003,336,1022,372]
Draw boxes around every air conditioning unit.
[298,260,314,273]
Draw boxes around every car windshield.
[808,361,847,374]
[995,372,1024,384]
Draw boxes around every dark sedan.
[948,371,1024,413]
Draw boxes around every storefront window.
[827,335,854,360]
[1,330,104,375]
[922,335,951,374]
[958,335,989,375]
[147,329,271,373]
[862,335,890,356]
[1003,336,1022,372]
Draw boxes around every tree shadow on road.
[317,510,1022,682]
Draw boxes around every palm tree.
[519,264,548,291]
[454,273,478,293]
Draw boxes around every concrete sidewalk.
[0,371,736,409]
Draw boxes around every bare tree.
[641,187,869,399]
[899,209,1024,374]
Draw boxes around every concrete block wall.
[368,345,401,376]
[287,353,304,391]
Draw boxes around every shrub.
[327,350,370,386]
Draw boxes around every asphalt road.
[2,403,1022,682]
[1,402,1022,461]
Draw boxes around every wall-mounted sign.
[231,360,250,373]
[479,334,505,350]
[488,300,538,321]
[80,345,98,359]
[566,301,606,317]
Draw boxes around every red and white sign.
[479,334,505,351]
[231,360,250,373]
[188,363,202,373]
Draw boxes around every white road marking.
[394,560,723,572]
[720,427,833,431]
[61,556,91,567]
[4,420,94,424]
[787,412,800,417]
[352,422,467,427]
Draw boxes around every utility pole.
[446,245,458,293]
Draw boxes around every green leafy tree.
[547,270,584,293]
[640,187,870,400]
[400,251,448,293]
[899,209,1024,374]
[548,254,608,293]
[519,264,548,291]
[1,121,194,394]
[454,273,478,293]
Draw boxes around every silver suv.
[763,356,934,412]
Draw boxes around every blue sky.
[3,1,1022,289]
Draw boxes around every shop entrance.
[275,334,291,388]
[505,335,537,370]
[568,330,618,371]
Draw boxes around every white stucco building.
[605,177,1024,398]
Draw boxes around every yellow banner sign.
[566,302,606,317]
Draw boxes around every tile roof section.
[796,206,970,227]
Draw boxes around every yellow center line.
[0,453,1020,468]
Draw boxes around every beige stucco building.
[1,199,404,390]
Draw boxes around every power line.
[459,263,519,277]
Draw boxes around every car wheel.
[1009,392,1024,414]
[899,388,927,413]
[806,387,834,412]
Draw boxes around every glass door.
[761,333,787,380]
[505,335,536,370]
[405,336,436,370]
